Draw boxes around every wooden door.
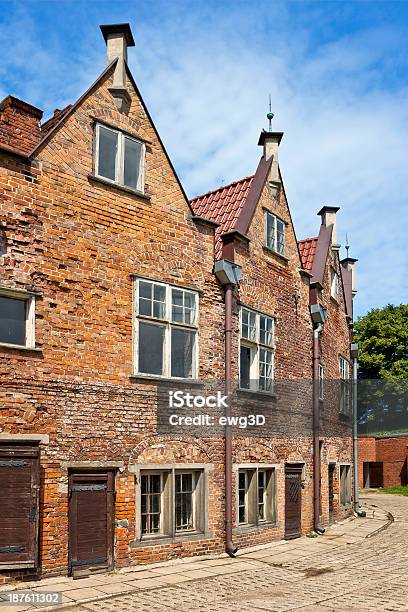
[0,445,39,569]
[328,464,335,523]
[369,462,383,488]
[285,465,302,539]
[68,471,114,575]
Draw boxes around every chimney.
[100,23,135,113]
[0,95,43,155]
[341,257,358,297]
[258,130,283,187]
[317,205,340,249]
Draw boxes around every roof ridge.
[190,174,254,202]
[298,236,318,243]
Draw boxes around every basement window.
[239,307,274,392]
[0,290,35,348]
[265,211,285,255]
[137,467,206,540]
[133,278,199,379]
[237,466,277,527]
[95,124,145,192]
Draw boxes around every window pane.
[238,471,247,524]
[139,281,165,319]
[171,328,195,378]
[171,289,196,325]
[240,346,251,389]
[260,316,273,346]
[276,219,285,254]
[124,137,142,189]
[266,212,275,249]
[98,126,117,181]
[175,473,194,530]
[0,296,26,345]
[259,348,273,391]
[139,322,165,375]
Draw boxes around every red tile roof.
[190,175,254,257]
[298,237,318,271]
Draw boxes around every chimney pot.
[317,205,340,246]
[258,130,283,183]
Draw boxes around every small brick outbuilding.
[359,435,408,488]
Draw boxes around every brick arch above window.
[128,434,217,466]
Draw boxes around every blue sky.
[1,0,407,317]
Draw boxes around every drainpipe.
[214,259,242,557]
[224,283,237,556]
[313,322,325,535]
[350,342,365,517]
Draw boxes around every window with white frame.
[265,211,285,255]
[0,290,35,348]
[331,269,340,301]
[138,468,205,539]
[240,307,274,392]
[339,356,350,414]
[237,467,277,527]
[318,363,324,400]
[339,464,351,507]
[95,123,145,192]
[134,279,198,379]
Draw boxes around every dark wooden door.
[68,471,114,575]
[328,464,335,523]
[285,466,302,539]
[369,462,383,488]
[0,445,39,569]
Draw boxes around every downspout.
[313,323,325,534]
[352,353,365,516]
[214,259,242,557]
[225,283,238,556]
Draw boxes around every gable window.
[331,269,339,301]
[95,124,145,192]
[0,290,35,348]
[339,464,351,507]
[237,466,277,527]
[318,364,324,400]
[137,467,205,541]
[339,356,350,414]
[240,307,274,392]
[265,211,285,255]
[134,278,198,379]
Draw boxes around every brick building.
[359,435,408,488]
[0,23,356,582]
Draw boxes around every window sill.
[0,343,42,353]
[130,531,213,548]
[233,521,278,535]
[237,388,277,400]
[130,374,204,386]
[263,246,290,263]
[88,174,151,201]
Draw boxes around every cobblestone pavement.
[2,493,407,611]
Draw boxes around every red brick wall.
[358,436,408,488]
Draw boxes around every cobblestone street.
[2,492,408,611]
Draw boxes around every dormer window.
[265,211,285,256]
[331,269,339,301]
[95,124,145,193]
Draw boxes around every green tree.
[354,304,408,380]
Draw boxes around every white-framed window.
[265,211,285,255]
[339,464,351,507]
[0,289,35,348]
[331,269,340,301]
[339,356,350,414]
[133,278,199,379]
[240,307,274,392]
[137,468,205,540]
[237,466,277,527]
[95,123,145,192]
[318,364,324,400]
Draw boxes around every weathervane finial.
[267,94,274,132]
[345,232,350,257]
